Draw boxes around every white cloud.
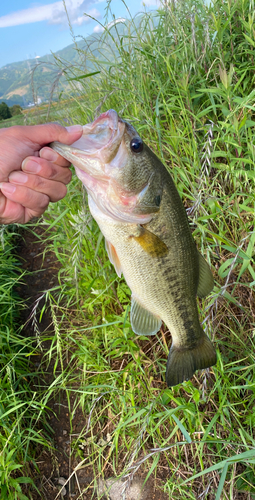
[93,25,104,33]
[0,1,101,28]
[93,17,126,34]
[107,18,126,29]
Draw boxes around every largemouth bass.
[50,109,217,386]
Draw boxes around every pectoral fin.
[131,226,168,258]
[105,240,122,277]
[131,296,162,336]
[197,252,214,298]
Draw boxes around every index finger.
[13,123,83,147]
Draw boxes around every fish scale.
[50,109,217,386]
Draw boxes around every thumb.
[57,124,84,144]
[22,123,83,147]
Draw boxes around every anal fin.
[131,296,162,336]
[105,240,122,277]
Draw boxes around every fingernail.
[39,148,59,161]
[66,124,83,134]
[22,159,41,173]
[0,182,16,194]
[9,172,28,184]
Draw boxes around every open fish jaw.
[70,109,126,164]
[50,109,126,179]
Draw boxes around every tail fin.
[166,331,217,387]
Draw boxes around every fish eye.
[130,137,143,153]
[154,195,161,207]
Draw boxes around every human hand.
[0,123,83,224]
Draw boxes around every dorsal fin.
[197,252,214,298]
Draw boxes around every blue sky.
[0,0,159,68]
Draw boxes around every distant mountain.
[0,36,98,107]
[0,16,146,108]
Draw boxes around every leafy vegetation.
[0,103,23,122]
[1,0,255,498]
[0,102,11,120]
[10,105,23,117]
[0,226,49,500]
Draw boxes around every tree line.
[0,102,23,121]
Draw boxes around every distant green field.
[0,114,26,128]
[0,100,80,129]
[1,0,255,499]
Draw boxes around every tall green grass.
[3,0,255,498]
[0,226,50,500]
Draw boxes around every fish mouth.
[50,110,153,225]
[50,109,125,179]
